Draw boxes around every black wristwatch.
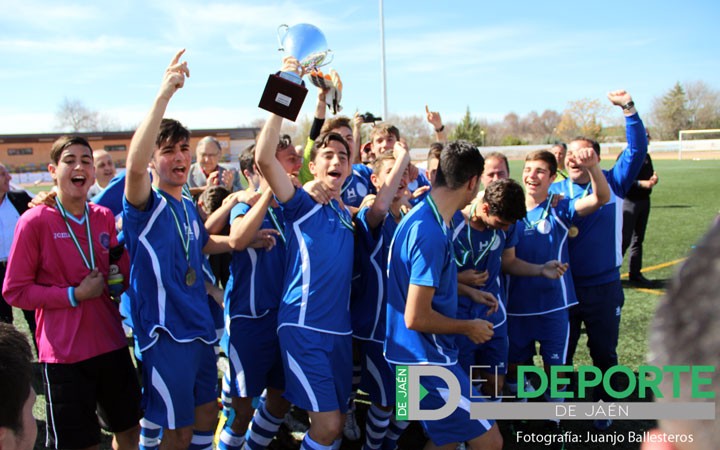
[622,101,635,111]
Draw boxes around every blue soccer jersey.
[224,202,286,319]
[506,197,577,316]
[123,189,214,351]
[385,198,459,366]
[549,113,648,287]
[351,207,399,342]
[277,188,354,334]
[342,164,376,208]
[451,210,516,327]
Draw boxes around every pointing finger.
[170,48,186,66]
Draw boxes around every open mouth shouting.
[71,174,87,187]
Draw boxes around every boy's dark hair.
[239,144,256,175]
[483,179,527,223]
[525,149,558,176]
[156,118,190,149]
[427,142,443,162]
[483,151,510,176]
[434,140,484,190]
[571,136,601,156]
[50,136,93,164]
[198,185,230,216]
[321,116,352,134]
[310,132,350,162]
[0,323,33,434]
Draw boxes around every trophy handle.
[322,50,334,67]
[277,24,289,51]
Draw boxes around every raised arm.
[204,190,260,234]
[229,187,274,251]
[607,90,648,195]
[571,148,611,216]
[365,140,410,229]
[125,49,190,210]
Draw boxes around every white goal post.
[678,129,720,160]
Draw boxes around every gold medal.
[568,226,579,238]
[185,267,196,286]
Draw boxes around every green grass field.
[12,158,720,449]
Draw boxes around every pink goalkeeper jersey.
[3,203,129,364]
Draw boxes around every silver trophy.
[259,23,333,121]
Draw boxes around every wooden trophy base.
[258,73,308,121]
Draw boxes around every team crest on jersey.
[99,232,111,249]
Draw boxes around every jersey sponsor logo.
[53,232,71,240]
[193,220,200,241]
[356,183,368,198]
[345,188,357,202]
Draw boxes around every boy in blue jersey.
[505,149,609,439]
[123,50,233,450]
[216,143,299,450]
[352,146,411,450]
[385,140,503,450]
[256,57,355,450]
[549,90,648,429]
[453,179,569,401]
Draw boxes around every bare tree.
[556,98,610,142]
[55,97,121,132]
[685,80,720,130]
[56,98,98,132]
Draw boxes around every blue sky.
[1,0,719,134]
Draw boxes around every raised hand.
[568,146,599,169]
[425,105,443,130]
[159,49,190,101]
[607,90,632,107]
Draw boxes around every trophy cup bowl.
[258,23,332,121]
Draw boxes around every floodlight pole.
[379,0,388,120]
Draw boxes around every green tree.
[651,82,691,139]
[450,107,484,146]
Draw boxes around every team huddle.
[0,50,648,450]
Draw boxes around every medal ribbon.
[453,217,497,268]
[267,207,287,245]
[426,195,447,237]
[56,199,95,270]
[569,182,591,199]
[154,188,191,265]
[522,193,554,230]
[329,200,355,232]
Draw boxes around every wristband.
[621,101,635,111]
[68,287,78,308]
[435,125,445,132]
